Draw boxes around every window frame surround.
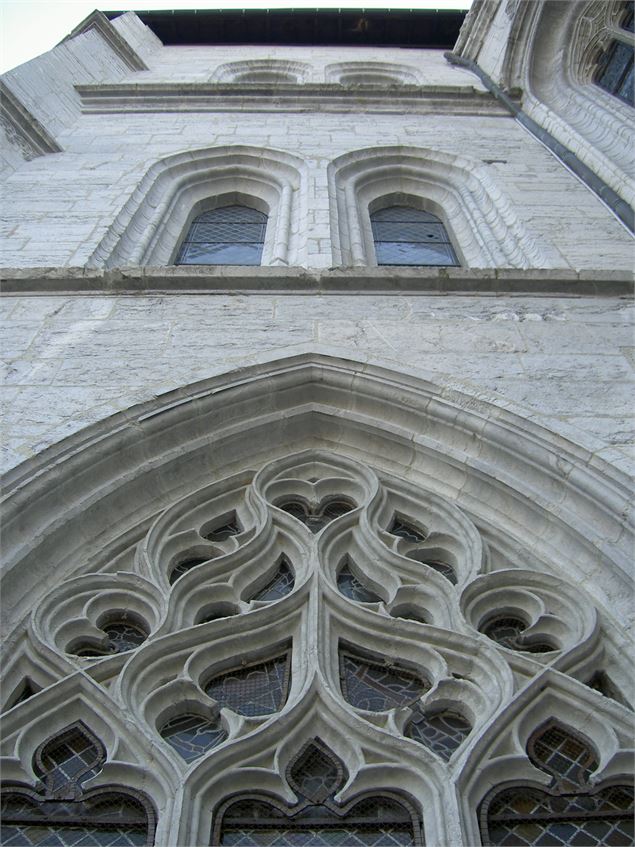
[87,146,304,269]
[329,147,559,269]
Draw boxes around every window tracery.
[479,721,634,846]
[2,448,632,845]
[0,723,155,846]
[213,739,424,846]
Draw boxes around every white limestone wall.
[2,292,633,477]
[2,106,633,270]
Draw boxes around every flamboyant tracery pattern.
[0,723,154,846]
[214,739,423,845]
[480,722,634,846]
[2,451,632,845]
[204,652,291,717]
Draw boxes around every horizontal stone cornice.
[74,82,508,116]
[0,266,632,296]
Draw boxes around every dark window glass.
[276,498,355,534]
[337,559,381,603]
[388,516,426,543]
[480,614,556,654]
[595,40,634,106]
[480,722,634,847]
[406,707,471,761]
[371,206,458,267]
[176,205,267,265]
[1,725,153,846]
[205,652,290,716]
[72,619,148,656]
[215,739,423,845]
[339,649,429,712]
[160,713,226,762]
[250,557,295,602]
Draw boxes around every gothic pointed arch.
[2,354,633,844]
[86,145,306,268]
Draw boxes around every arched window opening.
[479,720,634,846]
[213,739,424,845]
[594,40,634,106]
[0,722,155,846]
[176,205,267,266]
[370,206,459,267]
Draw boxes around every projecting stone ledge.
[0,266,633,296]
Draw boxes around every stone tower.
[1,3,633,845]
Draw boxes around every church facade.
[1,2,633,845]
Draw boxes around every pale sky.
[0,0,472,74]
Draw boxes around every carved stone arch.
[2,352,633,844]
[500,0,634,209]
[325,61,420,86]
[328,146,561,268]
[86,145,306,268]
[458,670,634,845]
[212,59,311,85]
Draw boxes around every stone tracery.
[1,355,632,845]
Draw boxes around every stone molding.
[74,82,504,116]
[1,266,633,295]
[63,9,149,72]
[86,145,306,269]
[328,146,562,269]
[1,354,632,844]
[324,61,421,86]
[0,81,62,161]
[211,59,312,84]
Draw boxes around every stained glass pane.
[251,558,295,602]
[205,654,290,716]
[530,725,598,789]
[405,707,471,761]
[220,824,415,845]
[388,518,426,543]
[337,561,381,603]
[1,793,149,846]
[177,205,267,266]
[288,742,345,802]
[481,616,555,654]
[102,622,147,653]
[169,556,208,585]
[204,517,243,542]
[160,713,226,762]
[595,40,635,106]
[36,728,103,790]
[340,651,429,711]
[485,785,634,847]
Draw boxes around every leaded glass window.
[249,556,295,602]
[339,648,429,712]
[479,721,634,846]
[204,651,291,716]
[480,614,556,654]
[405,707,471,761]
[594,40,634,106]
[176,205,267,265]
[337,558,381,603]
[371,206,459,267]
[160,713,227,763]
[0,724,155,846]
[71,618,148,656]
[213,739,424,845]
